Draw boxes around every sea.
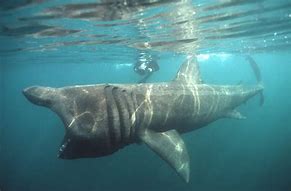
[0,0,291,190]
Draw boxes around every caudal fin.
[245,55,262,83]
[245,55,264,106]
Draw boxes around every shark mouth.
[57,134,111,159]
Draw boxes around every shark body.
[23,56,263,182]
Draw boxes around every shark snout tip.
[22,86,44,100]
[23,86,38,98]
[22,86,54,107]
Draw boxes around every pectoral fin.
[139,129,190,182]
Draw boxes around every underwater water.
[1,0,291,191]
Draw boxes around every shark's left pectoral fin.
[139,129,190,182]
[224,110,246,120]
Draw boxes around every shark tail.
[245,55,264,106]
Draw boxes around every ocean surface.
[1,0,291,190]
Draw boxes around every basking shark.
[23,56,263,182]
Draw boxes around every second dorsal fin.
[174,55,202,84]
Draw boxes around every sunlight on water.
[1,0,291,64]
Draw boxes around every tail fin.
[245,55,264,106]
[245,55,262,83]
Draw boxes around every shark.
[23,55,263,182]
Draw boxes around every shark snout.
[23,86,56,107]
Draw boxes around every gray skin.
[23,56,263,183]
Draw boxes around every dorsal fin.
[174,55,202,84]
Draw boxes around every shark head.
[23,86,56,107]
[23,85,120,159]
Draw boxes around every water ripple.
[0,0,290,63]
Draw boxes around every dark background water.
[1,52,291,191]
